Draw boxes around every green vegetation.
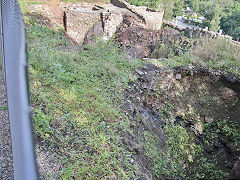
[24,12,143,178]
[126,0,240,40]
[195,0,239,35]
[126,0,160,8]
[0,105,8,110]
[205,120,240,146]
[220,2,240,41]
[19,0,240,179]
[188,38,240,76]
[144,33,240,178]
[18,0,42,13]
[142,124,229,179]
[151,37,240,77]
[137,71,240,179]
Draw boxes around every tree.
[173,0,185,17]
[210,3,222,31]
[126,0,176,20]
[197,0,223,31]
[158,0,175,20]
[186,0,199,11]
[220,2,240,41]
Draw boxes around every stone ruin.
[62,0,164,44]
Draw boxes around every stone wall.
[60,3,102,44]
[163,21,240,47]
[111,0,164,31]
[83,0,164,45]
[101,11,123,41]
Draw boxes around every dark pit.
[124,65,240,180]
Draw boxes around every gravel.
[0,70,14,180]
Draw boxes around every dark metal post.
[0,0,38,179]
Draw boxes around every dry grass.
[189,38,240,76]
[190,38,240,62]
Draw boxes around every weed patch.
[0,105,7,110]
[189,38,240,77]
[151,37,240,78]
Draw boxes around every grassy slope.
[22,2,143,178]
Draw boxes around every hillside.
[19,0,240,179]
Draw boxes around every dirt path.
[0,70,14,180]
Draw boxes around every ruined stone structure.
[111,0,164,31]
[61,0,164,44]
[101,11,123,41]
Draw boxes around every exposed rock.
[175,73,182,80]
[111,0,164,30]
[124,65,240,179]
[194,122,204,134]
[61,4,101,44]
[92,5,104,11]
[101,11,123,41]
[121,13,146,29]
[116,26,162,58]
[122,138,142,154]
[130,6,164,31]
[221,87,237,101]
[83,3,161,46]
[135,69,145,76]
[229,159,240,179]
[28,0,164,46]
[83,21,104,46]
[28,0,240,49]
[84,0,164,46]
[110,0,129,9]
[126,44,152,58]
